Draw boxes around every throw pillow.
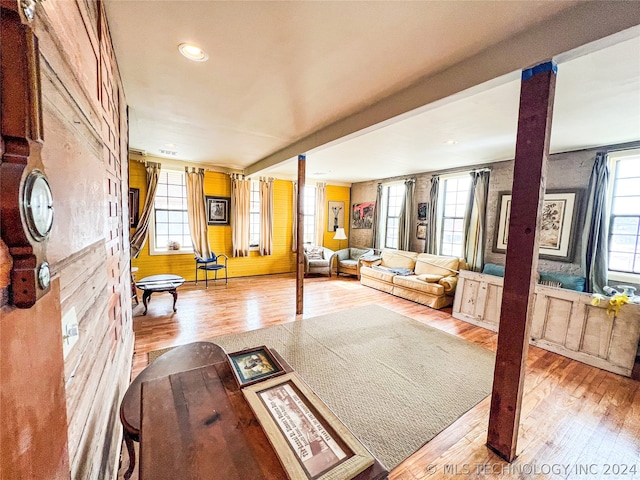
[416,273,444,283]
[415,254,459,276]
[306,246,324,260]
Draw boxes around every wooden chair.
[195,254,228,287]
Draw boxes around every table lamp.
[333,227,347,250]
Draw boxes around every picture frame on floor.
[227,345,285,387]
[243,372,375,480]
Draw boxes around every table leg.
[123,429,137,480]
[171,288,178,312]
[142,291,152,315]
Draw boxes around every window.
[608,150,640,278]
[440,176,470,257]
[384,184,404,248]
[303,186,316,244]
[249,181,260,248]
[151,170,193,253]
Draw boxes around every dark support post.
[296,154,306,315]
[487,61,557,462]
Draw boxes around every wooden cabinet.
[453,270,640,376]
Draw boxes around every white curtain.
[315,182,326,246]
[259,177,274,256]
[230,174,251,257]
[130,161,161,258]
[463,170,490,270]
[371,183,383,250]
[185,167,212,260]
[398,178,415,250]
[425,175,439,254]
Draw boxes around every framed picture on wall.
[416,223,427,240]
[492,190,582,261]
[129,188,139,228]
[352,202,375,229]
[206,196,230,225]
[328,201,344,232]
[417,202,428,221]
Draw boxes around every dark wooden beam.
[487,61,557,461]
[296,154,306,314]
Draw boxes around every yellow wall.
[323,184,352,252]
[130,160,351,280]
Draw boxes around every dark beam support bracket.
[486,61,557,462]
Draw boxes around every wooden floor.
[119,273,640,480]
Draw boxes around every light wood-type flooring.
[119,273,640,480]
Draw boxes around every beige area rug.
[148,304,495,470]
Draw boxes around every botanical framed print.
[352,202,375,229]
[227,345,285,387]
[493,190,581,261]
[328,201,344,232]
[206,196,230,225]
[243,373,375,480]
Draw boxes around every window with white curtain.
[249,180,260,248]
[439,175,471,257]
[303,186,316,244]
[608,149,640,281]
[150,169,193,254]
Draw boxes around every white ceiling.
[104,1,640,185]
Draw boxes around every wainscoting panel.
[454,270,640,376]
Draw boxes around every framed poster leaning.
[243,373,375,480]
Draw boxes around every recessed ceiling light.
[165,143,176,148]
[444,139,458,145]
[178,43,208,62]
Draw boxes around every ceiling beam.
[244,1,640,177]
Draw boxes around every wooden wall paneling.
[23,0,133,477]
[454,271,640,376]
[35,1,101,125]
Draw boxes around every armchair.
[303,245,335,277]
[195,254,228,287]
[332,247,373,278]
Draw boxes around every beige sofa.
[359,249,467,309]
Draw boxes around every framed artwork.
[416,223,427,240]
[493,190,582,261]
[417,202,428,221]
[243,372,375,480]
[129,188,140,228]
[352,202,375,229]
[328,201,344,232]
[206,196,230,225]
[227,346,285,387]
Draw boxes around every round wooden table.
[135,274,185,315]
[119,342,225,480]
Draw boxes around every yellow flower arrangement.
[591,293,629,316]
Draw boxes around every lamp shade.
[333,228,347,240]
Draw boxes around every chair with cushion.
[332,247,373,278]
[195,254,229,287]
[303,245,335,277]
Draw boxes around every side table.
[135,274,185,315]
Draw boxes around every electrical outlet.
[62,307,79,358]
